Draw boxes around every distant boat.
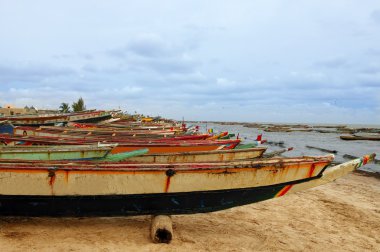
[0,110,112,126]
[0,114,68,126]
[340,134,380,141]
[67,110,112,123]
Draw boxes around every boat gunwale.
[0,156,333,172]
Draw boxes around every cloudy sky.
[0,1,379,124]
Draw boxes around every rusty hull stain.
[47,169,56,195]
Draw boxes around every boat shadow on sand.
[0,216,152,244]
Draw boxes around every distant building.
[0,105,38,116]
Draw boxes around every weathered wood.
[124,147,267,163]
[151,215,173,243]
[305,145,337,154]
[0,144,115,160]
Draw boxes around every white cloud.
[216,77,236,87]
[0,1,379,124]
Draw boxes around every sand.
[0,171,379,252]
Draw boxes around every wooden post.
[150,215,173,243]
[305,145,338,154]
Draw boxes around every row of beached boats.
[0,110,113,126]
[0,115,376,218]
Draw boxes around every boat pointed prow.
[276,153,376,198]
[319,153,376,181]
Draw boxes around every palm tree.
[72,97,86,112]
[59,103,71,113]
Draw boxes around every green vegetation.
[59,98,86,113]
[59,103,71,113]
[71,97,86,112]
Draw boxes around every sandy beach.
[0,171,378,252]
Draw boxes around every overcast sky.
[0,1,379,124]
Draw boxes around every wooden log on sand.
[151,215,173,243]
[266,141,285,147]
[263,147,293,158]
[306,145,338,154]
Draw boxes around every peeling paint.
[64,170,69,183]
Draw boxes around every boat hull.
[0,156,334,216]
[0,145,113,160]
[0,179,312,217]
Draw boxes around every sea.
[194,122,380,173]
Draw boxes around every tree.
[72,97,86,112]
[59,103,71,113]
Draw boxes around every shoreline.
[186,120,380,128]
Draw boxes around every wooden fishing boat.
[0,110,112,127]
[116,147,267,163]
[0,134,86,146]
[0,134,241,154]
[0,114,69,126]
[67,110,112,123]
[340,134,380,141]
[0,154,340,216]
[13,126,208,141]
[14,126,178,138]
[110,139,241,154]
[0,144,116,160]
[1,133,211,146]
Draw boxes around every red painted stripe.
[308,163,316,178]
[277,185,293,197]
[363,156,369,165]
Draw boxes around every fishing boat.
[0,154,342,216]
[340,134,380,141]
[13,126,208,140]
[0,134,241,154]
[0,114,69,126]
[110,139,241,154]
[0,110,113,127]
[0,144,117,160]
[118,147,267,163]
[67,110,112,123]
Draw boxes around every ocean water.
[196,122,380,173]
